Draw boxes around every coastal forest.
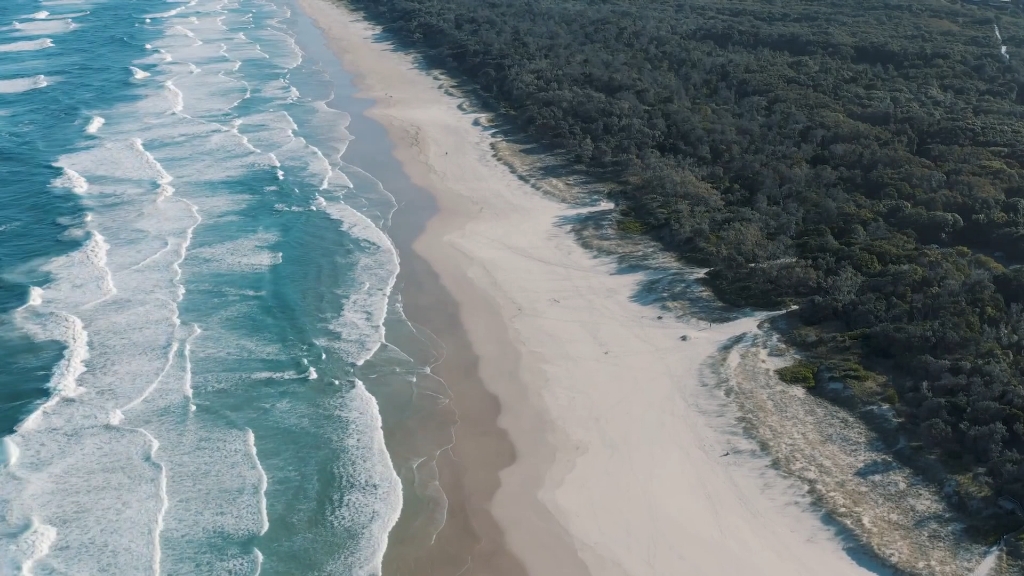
[343,0,1024,541]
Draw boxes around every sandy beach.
[297,0,889,574]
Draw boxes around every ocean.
[0,0,439,573]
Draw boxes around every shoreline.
[294,2,543,573]
[297,1,895,574]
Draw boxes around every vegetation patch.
[881,387,899,406]
[827,361,873,383]
[776,362,817,388]
[617,218,646,235]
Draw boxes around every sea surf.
[0,0,446,573]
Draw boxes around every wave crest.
[51,167,88,193]
[0,75,49,94]
[0,38,53,52]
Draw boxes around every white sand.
[298,1,884,574]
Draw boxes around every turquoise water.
[0,0,439,573]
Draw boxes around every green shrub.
[617,218,645,234]
[776,362,817,388]
[881,388,899,405]
[830,361,872,382]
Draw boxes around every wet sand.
[297,0,893,574]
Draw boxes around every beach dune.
[298,0,885,574]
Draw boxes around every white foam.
[18,313,89,431]
[121,342,178,414]
[84,115,104,134]
[0,38,53,52]
[27,11,50,19]
[18,287,44,310]
[9,19,74,36]
[158,54,252,119]
[328,380,402,575]
[51,167,88,193]
[156,49,172,63]
[7,517,57,576]
[248,371,303,380]
[0,75,49,94]
[83,230,117,306]
[129,239,173,271]
[306,367,318,380]
[137,428,168,576]
[165,80,184,114]
[188,233,282,273]
[1,437,19,468]
[133,421,270,568]
[28,287,43,306]
[245,429,270,535]
[46,11,89,18]
[48,313,89,401]
[145,7,186,18]
[107,409,124,426]
[323,198,400,365]
[309,100,353,167]
[56,138,176,184]
[134,138,173,185]
[129,66,151,79]
[170,25,197,39]
[245,27,302,70]
[183,325,200,410]
[238,111,298,151]
[173,197,201,301]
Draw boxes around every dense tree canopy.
[344,0,1024,536]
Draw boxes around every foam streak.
[11,517,57,576]
[52,168,88,193]
[2,437,19,468]
[121,342,178,413]
[0,76,49,94]
[245,429,270,535]
[84,115,104,134]
[83,231,117,307]
[183,325,200,411]
[18,313,88,431]
[130,427,168,576]
[17,287,44,310]
[0,38,53,52]
[128,239,173,270]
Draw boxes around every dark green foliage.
[882,388,900,406]
[777,362,818,388]
[345,0,1024,527]
[617,217,646,234]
